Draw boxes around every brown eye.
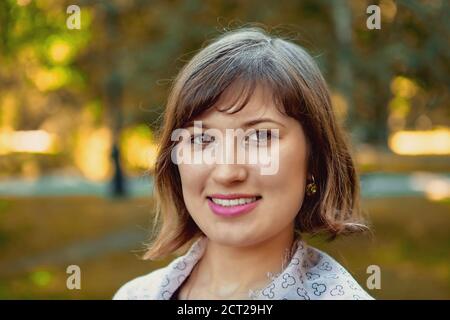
[245,129,273,145]
[191,133,215,146]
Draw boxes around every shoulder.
[302,245,375,300]
[112,267,167,300]
[113,237,207,300]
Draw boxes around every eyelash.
[189,130,277,146]
[190,133,215,146]
[245,130,275,144]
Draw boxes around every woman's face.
[177,84,309,247]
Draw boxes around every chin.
[206,230,264,248]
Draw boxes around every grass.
[0,195,449,299]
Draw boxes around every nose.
[211,163,248,185]
[210,133,248,185]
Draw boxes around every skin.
[176,83,309,299]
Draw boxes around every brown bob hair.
[143,27,367,260]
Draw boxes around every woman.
[114,27,373,300]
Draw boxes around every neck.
[189,225,296,299]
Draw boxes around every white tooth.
[211,197,259,206]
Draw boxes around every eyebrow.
[184,118,286,129]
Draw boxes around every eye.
[190,133,215,146]
[245,129,274,145]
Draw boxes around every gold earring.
[306,175,317,196]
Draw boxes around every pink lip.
[207,197,261,217]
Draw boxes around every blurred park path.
[0,171,448,198]
[0,175,153,197]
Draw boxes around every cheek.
[260,137,308,212]
[178,163,208,205]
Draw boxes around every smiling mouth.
[206,196,262,207]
